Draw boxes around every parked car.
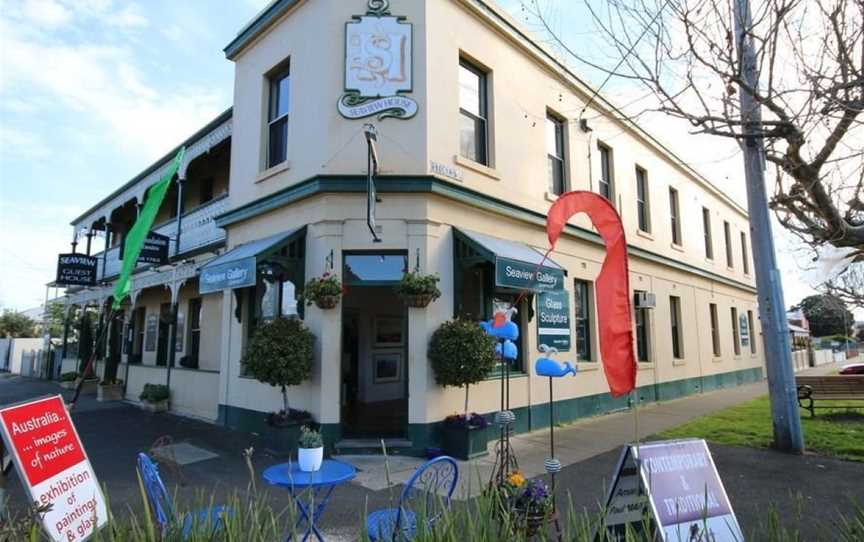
[839,363,864,375]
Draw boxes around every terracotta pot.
[314,295,340,309]
[403,294,435,308]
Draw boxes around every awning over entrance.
[199,226,306,294]
[454,229,565,291]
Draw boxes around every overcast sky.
[0,0,856,318]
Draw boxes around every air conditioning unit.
[634,292,656,309]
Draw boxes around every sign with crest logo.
[339,0,418,120]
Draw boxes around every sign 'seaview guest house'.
[58,0,763,453]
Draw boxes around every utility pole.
[733,0,804,452]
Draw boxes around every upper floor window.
[546,112,566,195]
[598,143,614,202]
[459,59,488,165]
[741,232,750,274]
[702,207,713,259]
[669,187,681,245]
[636,166,650,233]
[200,178,215,205]
[724,221,733,268]
[267,63,290,168]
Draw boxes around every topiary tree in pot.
[429,319,497,459]
[242,316,315,445]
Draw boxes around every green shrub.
[139,383,170,403]
[429,319,497,415]
[242,317,314,414]
[298,425,323,449]
[394,272,441,299]
[59,371,78,382]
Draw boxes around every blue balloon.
[535,357,577,378]
[501,339,518,361]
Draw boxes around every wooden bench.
[796,376,864,417]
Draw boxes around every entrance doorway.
[341,253,409,438]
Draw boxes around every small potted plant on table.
[429,319,497,460]
[298,426,324,472]
[139,383,170,413]
[395,271,441,308]
[303,273,343,309]
[97,378,124,402]
[242,317,315,455]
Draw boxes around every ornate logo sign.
[339,0,418,120]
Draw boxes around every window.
[670,296,683,359]
[724,221,733,268]
[459,59,488,165]
[634,291,650,362]
[636,167,650,233]
[185,298,202,368]
[731,307,741,355]
[598,143,614,202]
[200,178,214,205]
[669,188,681,245]
[546,113,566,195]
[741,232,750,274]
[574,280,593,361]
[702,207,713,259]
[747,310,756,353]
[267,63,290,168]
[709,303,721,357]
[132,307,145,363]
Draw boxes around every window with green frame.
[574,280,593,361]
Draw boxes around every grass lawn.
[659,395,864,462]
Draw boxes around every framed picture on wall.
[374,316,403,346]
[373,352,401,383]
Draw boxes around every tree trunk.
[281,385,289,414]
[463,385,469,416]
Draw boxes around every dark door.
[156,303,171,366]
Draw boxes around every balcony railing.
[94,196,229,279]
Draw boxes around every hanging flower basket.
[315,295,340,309]
[303,273,343,309]
[395,272,441,308]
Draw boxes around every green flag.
[112,147,186,309]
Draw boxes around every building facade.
[59,0,764,453]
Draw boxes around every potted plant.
[302,273,343,309]
[297,426,324,472]
[139,383,170,413]
[97,378,124,402]
[395,271,441,308]
[429,319,497,460]
[503,472,554,537]
[242,317,315,454]
[58,371,78,390]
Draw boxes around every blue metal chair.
[137,452,229,539]
[366,456,459,541]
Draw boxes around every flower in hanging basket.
[302,273,343,308]
[395,272,441,307]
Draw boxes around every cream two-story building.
[59,0,763,454]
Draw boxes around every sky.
[0,0,857,318]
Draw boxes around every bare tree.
[824,261,864,309]
[523,0,863,260]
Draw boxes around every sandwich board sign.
[602,439,744,541]
[0,395,107,541]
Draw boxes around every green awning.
[199,226,305,294]
[454,229,565,291]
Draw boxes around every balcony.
[94,195,229,279]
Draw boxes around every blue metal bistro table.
[263,459,357,542]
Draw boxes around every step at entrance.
[334,438,413,455]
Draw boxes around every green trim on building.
[217,366,762,456]
[215,175,757,294]
[224,0,302,59]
